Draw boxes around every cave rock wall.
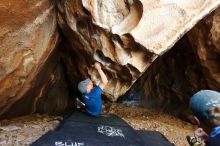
[123,7,220,118]
[57,0,220,101]
[0,0,220,119]
[0,0,72,119]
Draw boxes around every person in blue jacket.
[188,90,220,146]
[77,62,108,116]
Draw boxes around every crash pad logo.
[55,141,84,146]
[97,125,125,138]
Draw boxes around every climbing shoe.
[76,98,85,109]
[186,135,202,146]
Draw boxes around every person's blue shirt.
[206,126,220,146]
[210,126,220,138]
[82,86,102,116]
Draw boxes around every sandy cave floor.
[0,103,194,146]
[106,103,195,146]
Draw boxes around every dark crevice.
[118,34,208,120]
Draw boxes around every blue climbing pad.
[31,111,173,146]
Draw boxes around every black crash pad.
[32,111,173,146]
[55,121,143,145]
[136,130,174,146]
[31,131,143,146]
[59,112,130,127]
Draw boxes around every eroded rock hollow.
[124,7,220,118]
[0,0,220,119]
[57,0,220,101]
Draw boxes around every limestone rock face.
[57,0,220,101]
[0,0,70,119]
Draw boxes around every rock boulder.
[57,0,220,101]
[0,0,71,119]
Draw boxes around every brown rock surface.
[0,0,72,119]
[0,0,220,119]
[57,0,220,101]
[123,7,220,118]
[188,7,220,90]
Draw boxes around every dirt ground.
[0,103,194,146]
[0,115,62,146]
[105,103,195,146]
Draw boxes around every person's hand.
[93,62,102,71]
[194,128,209,141]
